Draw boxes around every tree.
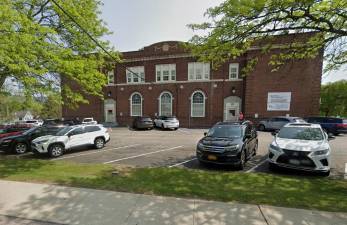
[320,80,347,117]
[0,0,119,107]
[188,0,347,73]
[40,93,62,119]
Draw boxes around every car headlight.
[270,143,281,152]
[313,149,329,156]
[225,144,239,152]
[35,139,49,144]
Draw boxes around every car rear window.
[84,119,93,122]
[162,116,176,120]
[141,117,152,121]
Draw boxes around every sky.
[100,0,346,84]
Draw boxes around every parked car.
[258,116,305,131]
[268,123,332,176]
[24,120,43,126]
[154,116,179,130]
[305,117,347,135]
[0,125,66,154]
[31,124,110,158]
[196,121,258,169]
[82,117,97,125]
[132,116,154,130]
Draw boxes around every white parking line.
[246,159,268,173]
[52,144,140,161]
[168,157,197,168]
[103,145,184,164]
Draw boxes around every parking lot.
[4,127,346,178]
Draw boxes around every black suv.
[0,125,66,154]
[196,121,258,169]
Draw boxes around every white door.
[224,96,242,122]
[104,99,116,123]
[66,127,85,149]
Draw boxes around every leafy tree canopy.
[320,80,347,117]
[188,0,347,73]
[0,0,119,107]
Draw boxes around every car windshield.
[207,125,242,138]
[56,126,74,136]
[277,127,324,140]
[22,127,37,135]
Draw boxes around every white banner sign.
[267,92,291,111]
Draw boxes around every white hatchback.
[268,123,332,176]
[32,124,110,157]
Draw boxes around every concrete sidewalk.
[0,180,346,225]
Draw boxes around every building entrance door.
[104,99,116,123]
[224,96,242,122]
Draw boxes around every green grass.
[0,159,347,212]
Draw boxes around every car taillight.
[336,123,347,128]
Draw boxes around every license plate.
[207,155,217,161]
[289,159,300,165]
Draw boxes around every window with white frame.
[126,66,145,83]
[159,92,172,116]
[156,64,176,82]
[130,93,142,116]
[107,70,114,84]
[188,62,210,80]
[229,63,239,79]
[191,91,206,117]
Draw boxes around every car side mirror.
[204,132,207,136]
[271,131,277,136]
[67,133,72,137]
[245,133,252,138]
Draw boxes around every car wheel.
[269,162,277,171]
[238,150,246,170]
[13,142,28,154]
[174,128,178,130]
[258,124,265,131]
[48,144,64,158]
[94,138,105,149]
[161,124,165,130]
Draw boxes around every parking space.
[1,127,346,178]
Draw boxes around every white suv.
[268,123,332,176]
[31,124,110,157]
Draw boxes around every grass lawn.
[0,159,347,212]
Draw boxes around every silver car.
[258,116,305,131]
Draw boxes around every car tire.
[48,144,64,158]
[94,137,105,149]
[161,124,165,130]
[174,128,178,130]
[268,162,277,171]
[321,170,330,177]
[13,142,28,154]
[238,150,246,170]
[258,124,265,131]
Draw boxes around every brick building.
[62,33,323,128]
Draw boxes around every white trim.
[158,91,173,116]
[107,70,115,85]
[229,63,239,80]
[190,90,206,118]
[129,92,143,116]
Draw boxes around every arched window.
[191,91,206,117]
[130,93,142,116]
[159,92,173,116]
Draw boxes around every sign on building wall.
[267,92,291,111]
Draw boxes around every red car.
[0,127,29,139]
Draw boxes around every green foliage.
[0,0,119,107]
[188,0,347,74]
[320,80,347,117]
